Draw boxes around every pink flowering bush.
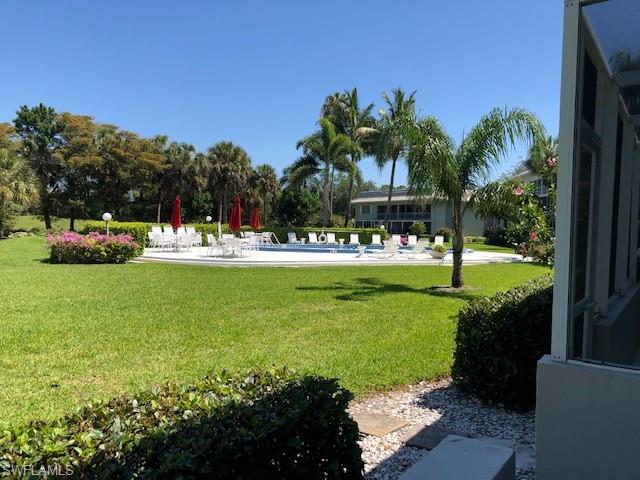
[47,231,139,264]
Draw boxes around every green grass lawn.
[11,215,86,233]
[0,236,549,424]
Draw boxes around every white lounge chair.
[371,240,399,259]
[434,235,445,246]
[163,225,174,235]
[370,234,382,246]
[403,238,431,259]
[288,232,301,244]
[222,237,243,257]
[391,234,401,245]
[307,232,318,244]
[349,234,360,245]
[222,233,235,240]
[206,233,222,256]
[407,235,417,246]
[151,225,162,235]
[326,233,336,244]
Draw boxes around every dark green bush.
[452,276,553,408]
[484,226,510,247]
[408,222,426,236]
[433,227,452,241]
[0,368,363,479]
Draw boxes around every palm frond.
[457,107,545,189]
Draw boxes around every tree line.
[0,104,279,231]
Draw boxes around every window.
[609,117,624,297]
[361,205,370,215]
[377,205,386,214]
[533,179,548,197]
[582,52,598,128]
[573,147,594,304]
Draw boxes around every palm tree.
[374,88,417,228]
[323,89,376,225]
[198,142,251,224]
[288,118,354,226]
[154,138,196,223]
[253,164,279,224]
[407,108,545,288]
[0,149,40,235]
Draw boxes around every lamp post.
[102,212,112,235]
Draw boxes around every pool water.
[256,244,475,254]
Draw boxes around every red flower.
[547,155,557,167]
[529,231,538,241]
[513,187,524,196]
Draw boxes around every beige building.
[351,189,486,235]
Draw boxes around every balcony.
[374,212,431,221]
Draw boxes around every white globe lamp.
[205,215,213,223]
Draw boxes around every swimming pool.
[255,243,475,254]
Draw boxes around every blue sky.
[0,1,563,186]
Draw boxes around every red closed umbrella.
[170,195,182,230]
[229,195,242,232]
[250,207,261,230]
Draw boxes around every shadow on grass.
[297,277,479,302]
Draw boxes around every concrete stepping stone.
[352,412,409,436]
[400,424,467,450]
[477,437,535,471]
[400,435,515,480]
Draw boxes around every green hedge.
[0,368,364,479]
[452,276,553,408]
[81,221,387,247]
[81,220,149,253]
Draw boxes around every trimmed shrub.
[0,369,364,479]
[408,221,426,236]
[432,244,446,254]
[464,236,487,243]
[47,231,139,264]
[452,276,553,408]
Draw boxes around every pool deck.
[138,247,524,267]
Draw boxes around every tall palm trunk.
[329,165,335,224]
[156,187,163,224]
[383,155,398,229]
[451,199,464,288]
[222,191,228,223]
[322,165,331,226]
[263,194,269,225]
[217,191,224,224]
[344,175,354,227]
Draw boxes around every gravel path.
[349,378,535,480]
